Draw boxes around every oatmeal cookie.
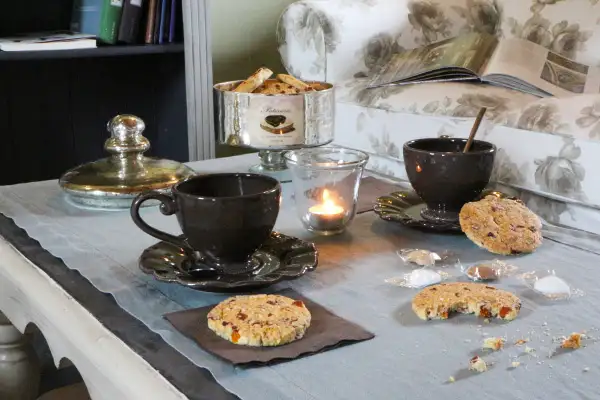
[412,282,521,321]
[459,195,542,255]
[207,294,311,347]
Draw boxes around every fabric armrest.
[277,0,407,83]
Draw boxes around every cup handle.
[130,191,189,250]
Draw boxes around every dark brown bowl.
[403,138,496,222]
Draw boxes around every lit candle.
[305,189,346,233]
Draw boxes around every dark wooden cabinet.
[0,0,189,185]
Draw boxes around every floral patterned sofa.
[277,0,600,234]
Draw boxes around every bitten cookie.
[412,282,521,321]
[207,294,311,347]
[459,195,542,255]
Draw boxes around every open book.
[367,32,600,98]
[0,31,97,52]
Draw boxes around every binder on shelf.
[98,0,125,44]
[118,0,145,43]
[168,0,176,43]
[152,0,162,44]
[144,0,157,44]
[71,0,104,36]
[158,0,167,44]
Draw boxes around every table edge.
[0,212,239,400]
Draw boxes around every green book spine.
[98,0,124,44]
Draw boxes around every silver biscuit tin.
[214,80,335,150]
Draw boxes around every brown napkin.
[357,176,406,213]
[164,289,374,366]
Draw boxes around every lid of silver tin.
[59,115,195,210]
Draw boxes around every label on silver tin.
[244,96,305,147]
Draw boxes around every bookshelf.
[0,0,213,185]
[0,43,184,61]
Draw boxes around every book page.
[482,38,600,97]
[368,32,497,87]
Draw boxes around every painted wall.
[210,0,294,84]
[211,0,295,157]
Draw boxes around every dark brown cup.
[403,138,496,222]
[131,173,281,271]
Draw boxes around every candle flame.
[322,189,333,204]
[310,189,344,215]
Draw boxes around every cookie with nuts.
[412,282,521,321]
[459,195,542,255]
[207,294,311,347]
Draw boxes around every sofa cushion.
[332,101,600,234]
[399,0,600,63]
[369,0,600,76]
[278,0,600,83]
[500,0,600,66]
[338,77,600,140]
[337,77,536,120]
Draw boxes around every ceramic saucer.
[374,191,462,233]
[139,232,318,292]
[374,189,517,233]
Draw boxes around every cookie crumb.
[469,356,488,373]
[511,361,521,369]
[524,346,535,354]
[484,319,490,324]
[561,333,582,349]
[483,337,505,351]
[515,339,529,346]
[448,376,455,383]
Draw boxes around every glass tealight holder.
[284,147,369,236]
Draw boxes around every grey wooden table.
[0,154,598,400]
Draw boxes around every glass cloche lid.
[59,114,195,209]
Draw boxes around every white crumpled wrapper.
[385,269,452,289]
[396,248,458,268]
[519,270,584,300]
[461,260,519,282]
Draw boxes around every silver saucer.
[374,191,462,233]
[139,232,318,293]
[374,189,516,233]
